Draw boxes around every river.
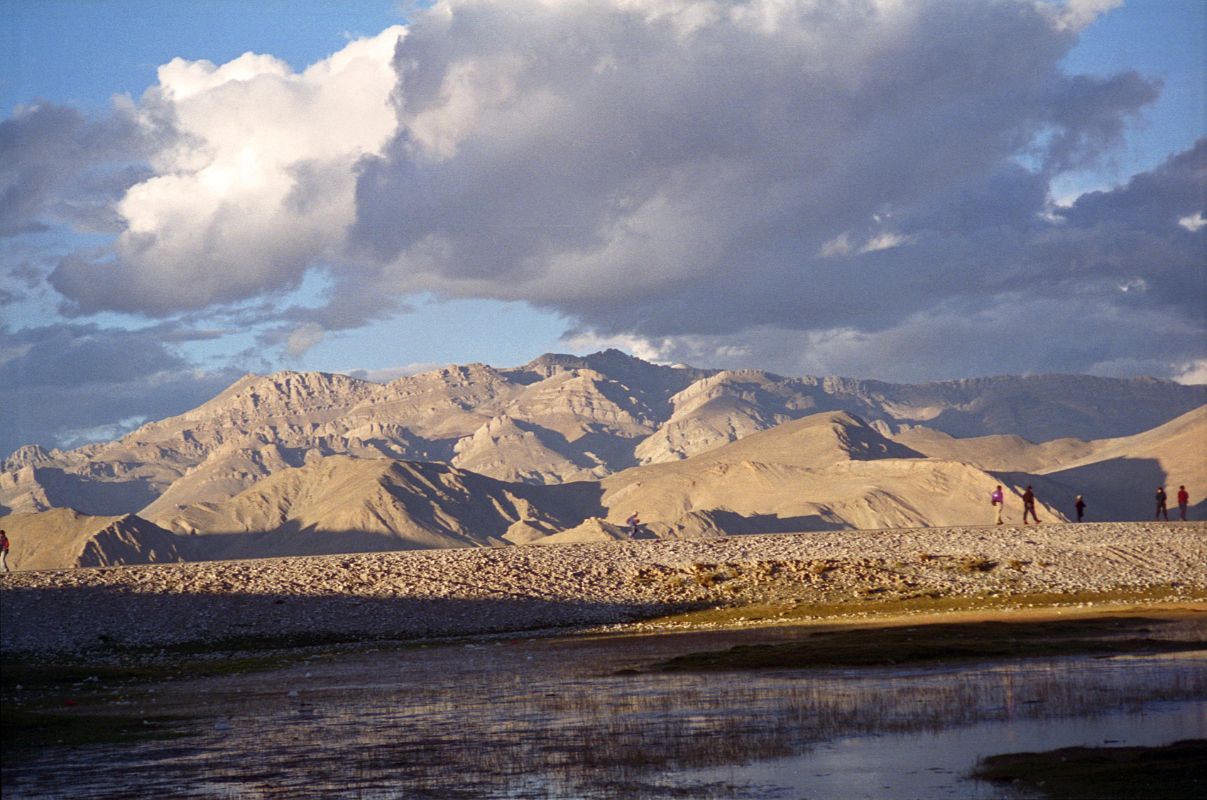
[4,625,1205,798]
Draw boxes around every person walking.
[1022,486,1040,524]
[1177,486,1190,521]
[0,529,9,574]
[991,485,1005,525]
[1074,495,1086,522]
[1155,487,1169,521]
[626,512,640,537]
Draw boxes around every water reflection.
[4,633,1205,799]
[681,702,1206,799]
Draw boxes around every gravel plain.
[2,522,1204,655]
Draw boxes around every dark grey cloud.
[350,1,1168,323]
[0,324,187,388]
[1039,71,1162,173]
[0,323,241,457]
[344,0,1193,376]
[642,293,1205,384]
[0,102,152,237]
[1041,140,1207,315]
[595,138,1206,382]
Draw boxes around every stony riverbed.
[2,522,1204,655]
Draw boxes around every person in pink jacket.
[991,486,1005,525]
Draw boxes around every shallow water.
[4,631,1206,799]
[678,701,1206,799]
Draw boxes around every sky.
[1,0,1204,457]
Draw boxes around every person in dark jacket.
[1022,486,1040,524]
[1155,487,1169,521]
[1074,495,1086,522]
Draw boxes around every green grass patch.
[972,739,1207,800]
[0,660,171,690]
[0,643,332,700]
[0,651,301,693]
[652,613,1207,672]
[1,706,193,751]
[640,585,1207,629]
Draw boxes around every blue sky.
[2,1,405,109]
[1054,0,1204,196]
[1,0,1204,455]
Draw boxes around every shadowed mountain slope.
[1030,405,1207,521]
[895,405,1206,522]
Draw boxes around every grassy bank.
[972,739,1207,800]
[640,584,1207,629]
[653,611,1207,671]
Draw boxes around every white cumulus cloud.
[1178,212,1206,232]
[50,26,406,314]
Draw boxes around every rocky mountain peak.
[187,370,375,419]
[1,444,57,471]
[518,349,710,387]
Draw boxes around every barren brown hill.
[891,428,1097,472]
[149,455,601,560]
[1,509,185,571]
[5,405,1200,568]
[554,412,1067,541]
[0,354,694,516]
[1,371,378,517]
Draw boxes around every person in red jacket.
[0,529,9,574]
[1177,486,1190,521]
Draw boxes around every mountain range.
[2,350,1203,569]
